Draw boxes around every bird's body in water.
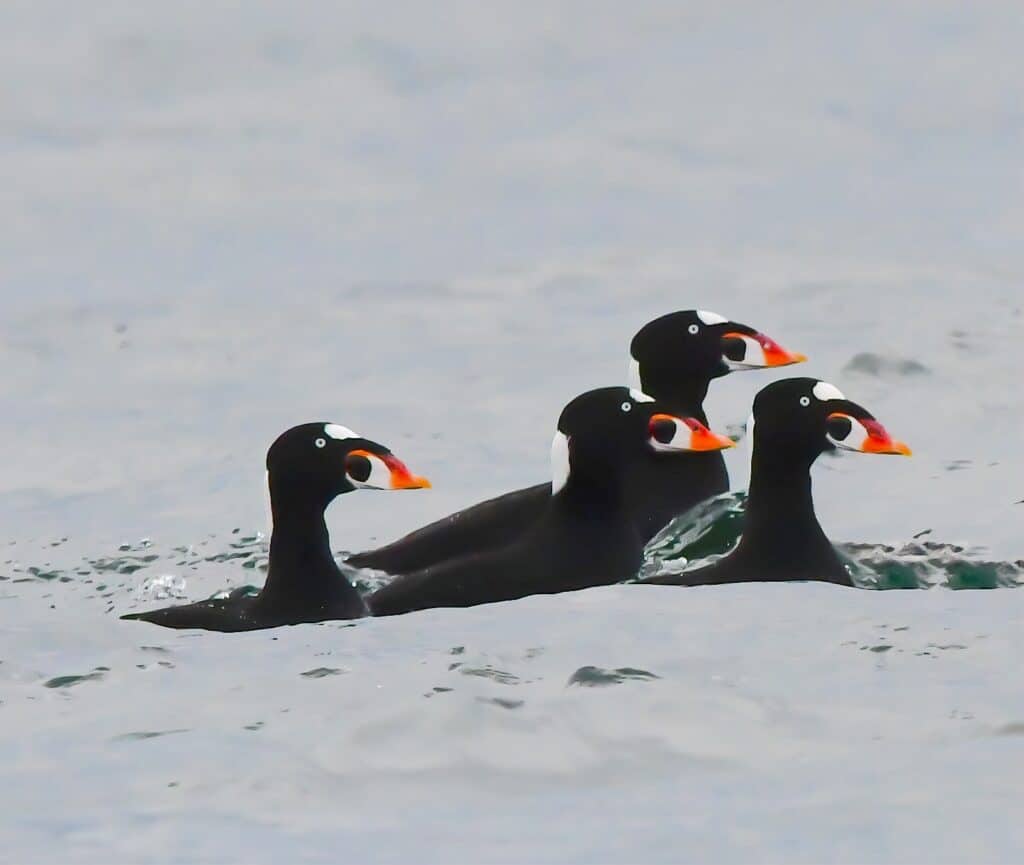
[367,387,735,616]
[122,423,430,632]
[640,378,911,588]
[349,310,805,575]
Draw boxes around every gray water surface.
[2,3,1024,862]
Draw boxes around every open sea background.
[2,2,1023,862]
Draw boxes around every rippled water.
[3,2,1024,863]
[644,493,1024,590]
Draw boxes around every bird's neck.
[260,493,359,611]
[555,464,627,521]
[736,452,838,572]
[641,373,710,423]
[544,467,641,573]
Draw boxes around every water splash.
[641,492,746,578]
[337,559,392,594]
[842,541,1024,590]
[7,501,1023,610]
[137,574,188,601]
[642,493,1024,590]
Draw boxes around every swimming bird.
[367,387,735,616]
[121,423,430,631]
[640,378,911,587]
[348,310,804,575]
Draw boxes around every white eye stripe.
[696,310,728,326]
[551,431,571,494]
[324,423,360,441]
[812,382,846,402]
[629,388,655,403]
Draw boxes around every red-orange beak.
[382,453,432,489]
[723,330,807,370]
[827,414,912,457]
[348,449,432,490]
[649,413,736,452]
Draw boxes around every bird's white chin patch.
[551,431,571,494]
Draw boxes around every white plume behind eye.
[812,382,845,403]
[628,356,643,392]
[264,470,274,535]
[325,423,360,441]
[746,411,756,485]
[697,310,728,326]
[551,431,571,494]
[348,452,394,490]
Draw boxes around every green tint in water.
[644,500,1024,590]
[843,540,1024,590]
[44,669,107,689]
[10,505,1024,610]
[641,492,747,578]
[567,666,661,687]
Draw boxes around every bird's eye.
[315,438,327,448]
[799,396,811,407]
[688,324,700,335]
[345,453,372,482]
[621,401,633,412]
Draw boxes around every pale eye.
[621,401,633,412]
[315,438,327,448]
[799,396,811,407]
[688,324,700,335]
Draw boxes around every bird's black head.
[629,310,806,402]
[748,378,912,469]
[266,422,430,517]
[550,387,735,495]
